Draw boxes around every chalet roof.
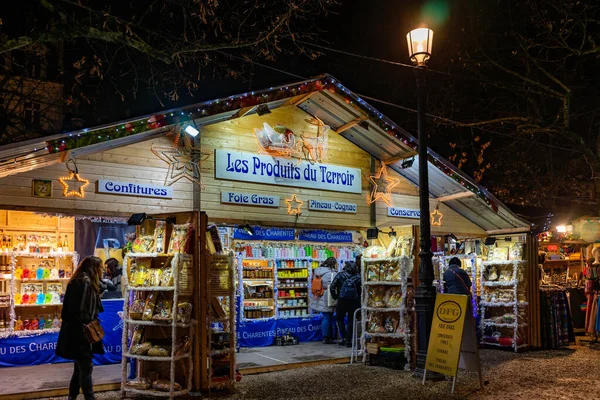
[0,74,530,233]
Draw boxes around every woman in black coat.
[56,256,105,400]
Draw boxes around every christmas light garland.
[42,74,500,212]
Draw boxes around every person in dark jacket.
[330,261,361,347]
[101,258,122,299]
[443,257,472,296]
[310,257,338,344]
[56,256,105,400]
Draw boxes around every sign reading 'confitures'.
[214,150,362,194]
[97,180,173,199]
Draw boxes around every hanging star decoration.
[58,159,89,198]
[285,194,304,215]
[431,208,444,226]
[368,163,399,207]
[151,125,205,186]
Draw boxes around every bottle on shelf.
[38,315,46,330]
[52,314,61,329]
[23,316,30,330]
[15,315,23,331]
[31,315,39,330]
[63,236,69,252]
[56,237,63,253]
[45,314,53,329]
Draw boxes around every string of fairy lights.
[39,74,501,209]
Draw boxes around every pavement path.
[37,344,600,400]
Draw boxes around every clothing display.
[586,293,599,334]
[539,286,574,349]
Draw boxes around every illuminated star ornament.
[151,145,202,186]
[368,163,399,207]
[285,195,304,215]
[59,159,89,198]
[431,208,444,226]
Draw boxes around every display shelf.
[278,306,308,309]
[244,298,272,301]
[479,301,528,307]
[276,267,308,270]
[278,296,307,299]
[481,320,528,328]
[479,253,528,352]
[14,303,62,307]
[0,327,60,339]
[277,286,308,289]
[363,281,404,286]
[14,278,70,282]
[123,387,190,398]
[483,281,517,287]
[124,319,193,328]
[123,352,191,362]
[127,286,176,291]
[361,255,415,370]
[121,251,194,398]
[363,307,405,312]
[11,251,77,258]
[210,348,232,356]
[366,332,410,339]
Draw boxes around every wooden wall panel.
[0,136,194,216]
[199,106,427,229]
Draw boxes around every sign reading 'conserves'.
[214,150,362,194]
[97,180,172,199]
[387,207,420,218]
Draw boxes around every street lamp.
[406,27,440,379]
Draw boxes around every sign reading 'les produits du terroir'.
[221,191,280,207]
[308,199,357,213]
[387,207,420,218]
[214,150,362,194]
[97,180,172,199]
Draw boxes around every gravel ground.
[36,344,600,400]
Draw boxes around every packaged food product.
[148,345,170,357]
[160,257,174,286]
[147,268,163,287]
[152,380,182,392]
[384,287,403,308]
[125,378,151,390]
[177,302,193,324]
[142,293,158,321]
[152,300,173,322]
[153,221,167,254]
[130,299,145,320]
[368,314,383,333]
[368,287,386,308]
[130,342,152,355]
[132,235,155,253]
[175,336,191,356]
[366,263,380,281]
[167,223,192,254]
[130,327,144,349]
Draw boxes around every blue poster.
[233,226,295,241]
[237,319,277,347]
[298,230,353,243]
[0,299,123,368]
[276,316,323,342]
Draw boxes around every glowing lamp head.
[184,125,199,137]
[406,27,433,66]
[556,225,566,233]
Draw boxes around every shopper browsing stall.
[310,257,338,344]
[331,261,361,347]
[443,257,472,296]
[56,256,105,400]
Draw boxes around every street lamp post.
[406,27,441,379]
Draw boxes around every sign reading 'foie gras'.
[214,150,362,194]
[221,191,280,207]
